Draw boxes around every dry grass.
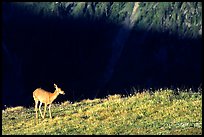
[2,88,202,135]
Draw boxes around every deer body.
[33,84,65,121]
[33,88,60,104]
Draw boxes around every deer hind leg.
[48,104,52,119]
[34,98,39,123]
[39,102,44,119]
[43,103,47,119]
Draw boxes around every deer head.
[54,83,65,95]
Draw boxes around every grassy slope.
[2,89,202,135]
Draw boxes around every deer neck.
[49,90,60,103]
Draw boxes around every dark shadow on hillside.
[104,28,202,94]
[2,3,202,109]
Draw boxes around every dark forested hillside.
[4,2,201,37]
[2,2,202,107]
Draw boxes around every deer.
[33,83,65,121]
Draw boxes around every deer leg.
[49,104,52,119]
[43,103,47,119]
[39,102,44,119]
[34,100,39,120]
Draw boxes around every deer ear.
[54,83,58,88]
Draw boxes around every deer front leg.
[43,103,47,119]
[49,104,52,119]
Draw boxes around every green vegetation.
[2,89,202,135]
[136,2,202,39]
[7,2,201,39]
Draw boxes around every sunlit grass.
[2,88,202,135]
